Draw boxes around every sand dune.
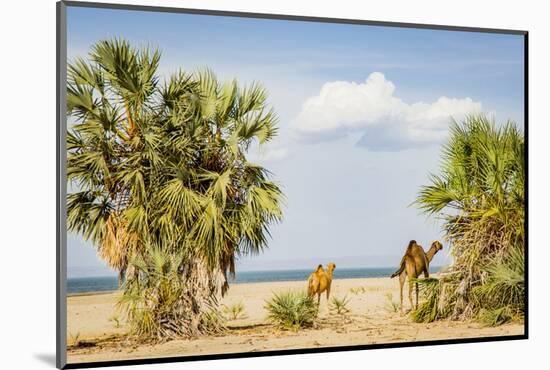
[67,277,524,364]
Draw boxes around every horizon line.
[67,264,446,279]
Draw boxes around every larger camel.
[391,240,443,312]
[307,262,336,305]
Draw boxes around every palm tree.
[414,115,524,323]
[67,39,283,338]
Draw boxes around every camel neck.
[426,247,438,262]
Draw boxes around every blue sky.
[66,6,525,277]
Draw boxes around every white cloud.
[291,72,482,150]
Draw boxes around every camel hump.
[316,264,323,272]
[406,240,417,253]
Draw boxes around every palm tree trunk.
[177,257,228,336]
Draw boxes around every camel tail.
[391,259,406,278]
[391,241,416,279]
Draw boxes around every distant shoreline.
[67,276,385,297]
[67,290,118,297]
[67,276,369,297]
[67,266,446,296]
[66,277,370,297]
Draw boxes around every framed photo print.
[57,1,527,368]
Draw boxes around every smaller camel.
[391,240,443,312]
[307,262,336,305]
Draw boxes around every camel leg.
[408,280,414,312]
[415,282,419,310]
[326,286,331,302]
[317,293,321,306]
[405,261,417,312]
[399,272,406,313]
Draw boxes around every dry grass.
[329,296,351,315]
[223,302,247,320]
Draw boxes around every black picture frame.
[56,1,529,368]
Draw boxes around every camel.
[390,240,443,312]
[307,262,336,305]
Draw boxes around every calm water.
[67,266,442,294]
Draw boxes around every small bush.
[201,309,226,330]
[265,291,318,330]
[472,247,524,312]
[412,247,525,325]
[477,307,513,326]
[109,314,121,328]
[349,287,366,295]
[411,278,444,323]
[223,301,247,320]
[330,296,351,315]
[68,332,81,347]
[384,293,399,313]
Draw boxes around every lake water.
[67,266,442,294]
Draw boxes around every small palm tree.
[415,115,524,322]
[265,291,318,330]
[67,39,284,339]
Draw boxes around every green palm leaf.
[67,38,284,340]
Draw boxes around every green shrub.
[330,296,351,315]
[472,246,524,311]
[265,291,318,330]
[109,314,121,328]
[223,301,247,320]
[476,307,513,326]
[384,293,399,313]
[349,287,366,295]
[411,278,445,323]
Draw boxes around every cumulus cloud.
[291,72,482,151]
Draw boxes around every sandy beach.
[67,277,524,364]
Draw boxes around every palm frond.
[67,38,284,341]
[413,114,524,323]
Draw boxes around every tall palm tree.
[414,115,524,322]
[67,39,284,338]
